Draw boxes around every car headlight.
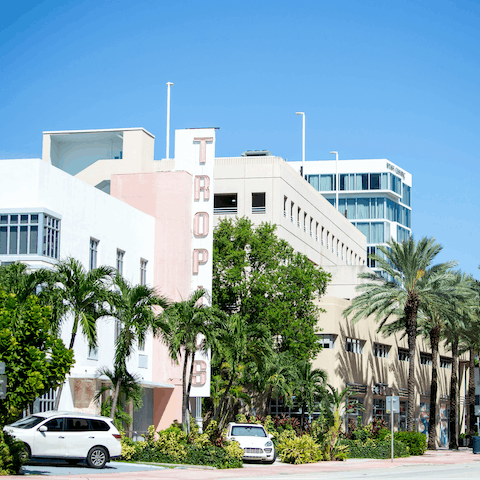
[265,441,273,447]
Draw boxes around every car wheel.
[266,451,277,464]
[86,446,108,469]
[20,444,31,462]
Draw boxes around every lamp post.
[296,112,305,178]
[166,82,174,160]
[330,151,339,210]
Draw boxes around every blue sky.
[1,0,479,278]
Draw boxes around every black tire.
[86,446,108,469]
[266,451,277,464]
[21,443,31,462]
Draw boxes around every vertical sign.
[173,129,215,398]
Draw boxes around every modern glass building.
[288,159,412,276]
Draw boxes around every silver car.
[4,411,122,469]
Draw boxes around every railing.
[252,206,266,214]
[214,207,237,215]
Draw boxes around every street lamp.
[166,82,174,160]
[330,151,339,210]
[296,112,305,178]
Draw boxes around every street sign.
[386,395,400,413]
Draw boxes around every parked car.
[4,411,122,469]
[226,422,276,464]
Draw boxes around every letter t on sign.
[194,137,214,164]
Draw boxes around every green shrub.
[0,430,26,475]
[120,424,242,468]
[278,434,321,464]
[340,439,409,459]
[394,431,427,456]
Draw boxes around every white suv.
[4,411,122,469]
[226,423,276,464]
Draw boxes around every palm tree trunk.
[110,378,122,420]
[212,369,236,425]
[54,316,79,410]
[428,324,440,449]
[185,350,197,434]
[449,340,459,449]
[181,349,190,431]
[468,348,476,436]
[405,291,419,432]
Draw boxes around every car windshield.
[231,426,267,437]
[9,415,46,429]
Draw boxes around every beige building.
[210,152,467,447]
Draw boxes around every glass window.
[140,259,147,286]
[9,227,17,254]
[373,398,387,422]
[43,214,61,259]
[373,343,390,358]
[355,174,368,190]
[66,418,90,431]
[231,426,267,437]
[45,418,64,431]
[320,174,335,191]
[89,238,98,270]
[89,420,109,431]
[214,194,237,214]
[402,184,411,206]
[252,192,266,214]
[0,227,7,254]
[398,348,409,362]
[116,249,124,275]
[9,415,46,429]
[346,337,364,354]
[317,334,336,348]
[367,246,376,268]
[390,174,401,194]
[340,174,349,191]
[347,198,356,219]
[371,223,385,243]
[420,353,432,366]
[357,198,369,219]
[307,175,319,191]
[440,357,452,369]
[370,173,381,190]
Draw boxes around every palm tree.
[108,274,169,420]
[50,257,115,409]
[162,289,225,432]
[344,237,456,431]
[443,271,477,449]
[294,361,327,429]
[94,366,143,430]
[211,313,271,429]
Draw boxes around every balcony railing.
[214,207,237,215]
[252,206,266,214]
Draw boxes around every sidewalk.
[12,449,480,480]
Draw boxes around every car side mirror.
[38,426,48,432]
[268,433,273,439]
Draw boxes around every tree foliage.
[213,217,331,360]
[0,290,74,424]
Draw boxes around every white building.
[288,159,412,276]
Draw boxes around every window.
[303,212,307,232]
[315,222,319,241]
[355,173,368,190]
[309,217,313,237]
[398,348,409,361]
[284,196,287,217]
[138,338,145,351]
[307,175,319,191]
[89,238,98,270]
[402,184,411,206]
[317,334,336,349]
[33,389,56,413]
[440,357,452,369]
[45,418,64,431]
[116,249,124,275]
[0,213,58,258]
[367,246,376,268]
[420,353,432,366]
[140,259,147,286]
[319,174,335,191]
[43,214,60,258]
[290,202,294,223]
[370,173,381,190]
[373,398,387,422]
[346,337,364,354]
[373,343,390,358]
[390,174,402,195]
[346,397,364,429]
[297,207,301,227]
[252,192,266,214]
[88,346,98,360]
[138,354,148,369]
[66,418,90,432]
[214,193,237,214]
